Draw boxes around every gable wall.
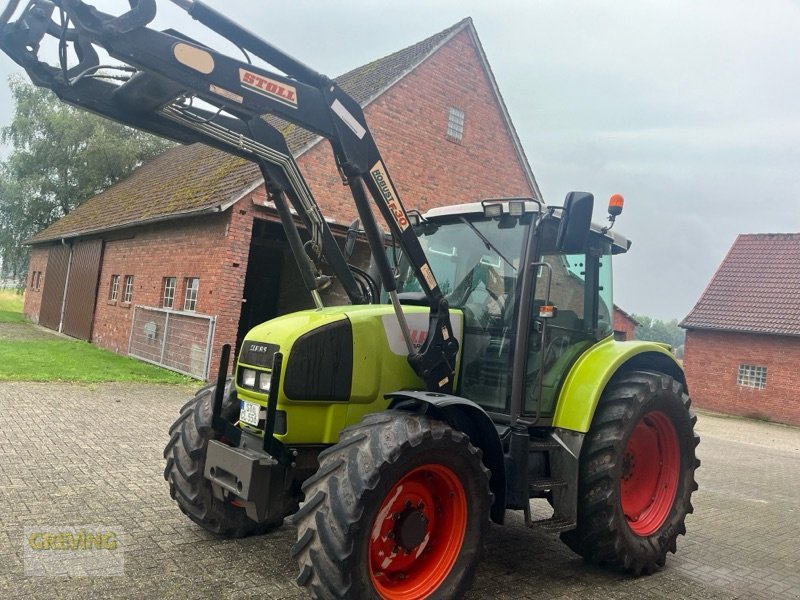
[295,29,534,225]
[683,329,800,426]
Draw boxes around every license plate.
[239,400,261,426]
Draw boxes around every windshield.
[394,213,533,307]
[393,212,534,410]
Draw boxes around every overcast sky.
[1,0,799,320]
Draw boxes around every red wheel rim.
[368,463,467,600]
[620,410,680,536]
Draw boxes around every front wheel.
[163,380,285,537]
[291,411,491,599]
[561,370,700,574]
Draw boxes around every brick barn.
[680,233,800,426]
[23,18,539,380]
[612,305,639,341]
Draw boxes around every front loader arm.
[0,0,458,392]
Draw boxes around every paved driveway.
[0,381,798,599]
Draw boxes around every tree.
[631,314,686,350]
[0,75,173,277]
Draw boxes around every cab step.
[528,477,567,493]
[527,516,576,533]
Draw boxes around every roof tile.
[680,233,800,337]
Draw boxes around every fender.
[552,337,686,433]
[387,391,506,524]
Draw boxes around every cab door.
[524,224,614,418]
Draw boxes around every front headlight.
[258,372,271,393]
[241,368,256,388]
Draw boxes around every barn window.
[737,364,767,390]
[162,277,176,309]
[184,277,199,312]
[123,275,134,303]
[446,107,465,142]
[109,275,120,301]
[30,271,41,291]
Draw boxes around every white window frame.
[109,274,120,301]
[446,107,465,142]
[183,277,199,312]
[162,277,176,309]
[123,275,134,303]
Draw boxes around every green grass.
[0,290,25,323]
[0,289,192,383]
[0,339,193,383]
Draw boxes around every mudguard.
[552,338,685,433]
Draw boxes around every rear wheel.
[291,410,491,599]
[163,380,284,537]
[561,370,700,574]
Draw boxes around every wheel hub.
[394,504,428,551]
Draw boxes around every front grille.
[240,341,279,368]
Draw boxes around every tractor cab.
[391,197,630,422]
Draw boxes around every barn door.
[62,239,104,340]
[39,244,70,331]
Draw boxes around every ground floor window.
[162,277,176,308]
[29,271,42,291]
[109,275,120,301]
[184,277,199,312]
[123,275,135,303]
[737,364,767,390]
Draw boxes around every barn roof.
[29,17,538,244]
[680,233,800,337]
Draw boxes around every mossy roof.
[28,18,476,243]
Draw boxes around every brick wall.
[93,213,231,356]
[613,309,638,341]
[23,245,50,323]
[683,329,800,426]
[295,28,534,226]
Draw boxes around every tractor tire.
[561,370,700,574]
[163,379,283,537]
[291,410,491,600]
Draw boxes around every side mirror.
[556,192,594,253]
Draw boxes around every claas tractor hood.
[235,305,464,445]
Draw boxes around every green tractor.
[1,1,699,598]
[173,195,699,599]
